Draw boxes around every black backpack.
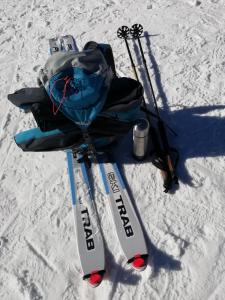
[8,41,143,153]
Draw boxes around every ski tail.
[83,270,105,287]
[128,254,149,271]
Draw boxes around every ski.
[67,150,105,286]
[49,38,105,287]
[98,157,148,271]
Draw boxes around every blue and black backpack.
[8,41,143,153]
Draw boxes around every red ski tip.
[132,254,147,271]
[88,272,103,287]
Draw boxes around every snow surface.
[1,0,225,299]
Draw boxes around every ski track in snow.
[1,0,225,299]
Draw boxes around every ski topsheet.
[99,159,148,270]
[67,151,105,286]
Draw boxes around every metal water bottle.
[133,118,149,160]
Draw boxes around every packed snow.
[1,0,225,299]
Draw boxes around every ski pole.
[117,26,173,192]
[117,26,139,81]
[130,24,178,185]
[130,24,159,117]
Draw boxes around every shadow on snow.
[107,29,225,284]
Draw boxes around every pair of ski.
[67,150,148,287]
[48,36,148,287]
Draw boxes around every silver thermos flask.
[133,118,149,160]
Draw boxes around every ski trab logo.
[81,208,95,251]
[107,171,134,238]
[115,195,134,237]
[107,172,120,193]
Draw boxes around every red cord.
[49,76,72,115]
